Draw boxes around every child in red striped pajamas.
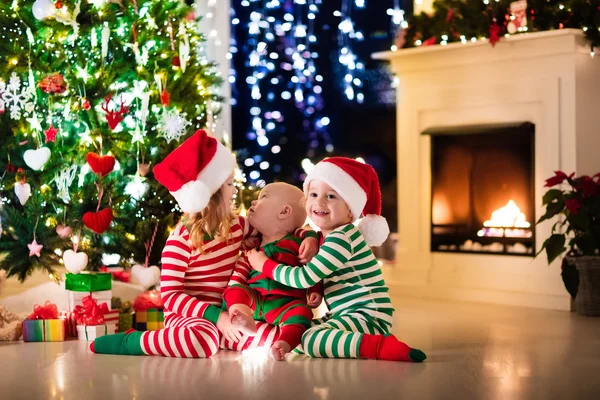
[90,130,316,358]
[222,182,322,360]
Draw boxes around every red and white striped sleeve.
[159,224,222,324]
[239,216,259,239]
[227,252,252,287]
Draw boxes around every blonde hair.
[182,188,238,252]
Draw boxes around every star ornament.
[28,239,44,257]
[45,124,58,143]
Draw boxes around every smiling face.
[305,180,353,235]
[248,182,306,236]
[219,173,237,209]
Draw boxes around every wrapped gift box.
[59,311,78,338]
[68,290,112,311]
[77,324,116,341]
[65,273,112,311]
[118,313,133,332]
[23,319,65,342]
[134,308,164,331]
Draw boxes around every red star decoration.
[45,125,58,143]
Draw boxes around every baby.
[223,182,322,360]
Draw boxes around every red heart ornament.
[86,153,116,177]
[83,208,113,234]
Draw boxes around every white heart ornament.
[14,182,31,205]
[23,147,51,171]
[63,250,88,274]
[131,264,161,289]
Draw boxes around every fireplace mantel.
[373,29,600,310]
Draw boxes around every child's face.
[248,183,305,233]
[220,173,237,207]
[305,180,353,232]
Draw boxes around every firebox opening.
[425,122,535,256]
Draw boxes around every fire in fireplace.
[426,122,535,256]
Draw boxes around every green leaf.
[567,212,590,231]
[542,189,564,205]
[545,234,567,264]
[537,201,565,224]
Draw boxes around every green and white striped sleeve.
[262,230,352,288]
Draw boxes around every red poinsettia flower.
[565,198,582,214]
[580,176,599,197]
[544,171,574,187]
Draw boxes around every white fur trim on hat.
[357,214,390,247]
[171,142,236,213]
[303,161,367,220]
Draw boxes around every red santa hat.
[303,157,390,247]
[153,130,236,213]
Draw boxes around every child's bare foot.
[269,340,291,361]
[230,309,257,335]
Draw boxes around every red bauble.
[6,163,16,173]
[86,152,116,177]
[172,56,181,67]
[39,73,68,94]
[83,208,113,234]
[82,98,91,110]
[55,0,63,8]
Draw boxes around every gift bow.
[73,295,109,326]
[28,301,59,320]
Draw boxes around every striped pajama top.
[160,217,255,325]
[262,223,395,328]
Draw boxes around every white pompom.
[172,180,212,213]
[357,214,390,247]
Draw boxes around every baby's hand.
[247,249,268,272]
[242,237,260,251]
[307,292,323,308]
[298,237,319,264]
[216,312,242,343]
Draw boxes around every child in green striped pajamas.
[247,157,426,362]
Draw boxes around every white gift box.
[76,324,116,341]
[67,290,112,312]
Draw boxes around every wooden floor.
[1,296,599,400]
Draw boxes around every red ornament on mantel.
[86,152,116,177]
[489,21,501,47]
[83,208,113,234]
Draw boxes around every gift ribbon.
[28,301,59,320]
[65,272,112,292]
[73,295,109,326]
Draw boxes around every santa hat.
[303,157,390,247]
[153,130,236,213]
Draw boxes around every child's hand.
[298,237,319,264]
[216,312,243,343]
[307,292,322,308]
[247,249,268,272]
[241,237,260,251]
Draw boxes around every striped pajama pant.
[294,309,391,359]
[139,313,280,358]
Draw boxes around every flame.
[478,200,532,238]
[483,200,530,228]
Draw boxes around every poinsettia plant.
[537,171,600,263]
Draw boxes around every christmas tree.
[0,0,221,282]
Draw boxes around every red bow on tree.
[27,301,59,320]
[72,295,109,326]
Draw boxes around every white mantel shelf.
[373,28,600,311]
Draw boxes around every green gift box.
[118,313,133,332]
[65,272,112,292]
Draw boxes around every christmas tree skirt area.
[2,296,600,399]
[0,280,143,314]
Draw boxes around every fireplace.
[427,122,535,256]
